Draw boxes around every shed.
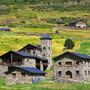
[5,66,46,84]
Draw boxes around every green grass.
[76,40,90,55]
[0,77,90,90]
[0,27,90,57]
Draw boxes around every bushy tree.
[64,38,75,49]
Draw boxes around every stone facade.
[41,39,52,69]
[76,21,86,28]
[6,71,45,85]
[0,65,8,76]
[53,52,90,82]
[23,58,36,67]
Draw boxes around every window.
[58,62,61,66]
[12,73,16,78]
[43,54,45,56]
[76,62,79,65]
[85,70,87,75]
[57,71,61,76]
[43,47,46,50]
[76,71,80,75]
[48,47,50,50]
[88,71,90,75]
[33,51,35,54]
[21,73,25,76]
[65,62,72,66]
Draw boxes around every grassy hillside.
[0,27,90,57]
[0,0,89,28]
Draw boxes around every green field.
[0,27,90,57]
[0,77,90,90]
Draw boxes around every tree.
[64,38,75,49]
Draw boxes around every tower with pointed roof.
[40,34,52,69]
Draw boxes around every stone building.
[69,20,87,28]
[5,67,45,85]
[76,20,87,28]
[53,52,90,82]
[0,34,52,84]
[40,34,52,69]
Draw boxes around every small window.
[43,47,46,50]
[65,62,72,66]
[76,62,79,65]
[48,47,50,50]
[85,70,87,75]
[21,73,25,76]
[12,73,16,78]
[88,71,90,75]
[58,62,61,66]
[43,54,45,56]
[57,71,61,76]
[76,71,79,75]
[33,51,35,54]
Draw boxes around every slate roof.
[0,28,10,31]
[54,52,90,61]
[17,67,45,74]
[5,67,46,75]
[18,44,42,51]
[0,51,48,61]
[40,34,52,40]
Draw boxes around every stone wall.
[0,65,8,76]
[23,58,36,67]
[54,58,90,82]
[6,71,45,85]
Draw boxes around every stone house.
[0,34,52,84]
[53,52,90,82]
[76,20,87,28]
[0,51,48,71]
[69,20,87,28]
[5,67,45,85]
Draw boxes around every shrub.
[64,38,75,49]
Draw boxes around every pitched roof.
[5,67,46,75]
[18,44,42,51]
[0,51,48,61]
[18,67,45,74]
[0,28,10,31]
[54,52,90,61]
[40,34,52,40]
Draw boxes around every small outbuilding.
[0,28,11,31]
[69,20,87,28]
[53,52,90,83]
[5,67,46,85]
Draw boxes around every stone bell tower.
[40,34,52,69]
